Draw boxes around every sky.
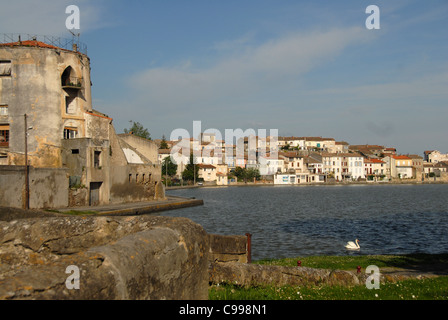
[1,0,447,155]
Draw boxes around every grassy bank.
[209,254,448,300]
[209,277,448,300]
[255,253,448,271]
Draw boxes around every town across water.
[164,184,448,260]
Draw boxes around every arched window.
[61,66,81,88]
[62,66,81,114]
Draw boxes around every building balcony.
[62,76,83,90]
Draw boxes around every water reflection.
[163,184,448,260]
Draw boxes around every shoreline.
[52,195,204,216]
[167,180,448,190]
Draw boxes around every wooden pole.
[245,233,252,264]
[24,114,29,209]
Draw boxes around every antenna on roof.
[68,29,80,38]
[68,29,81,51]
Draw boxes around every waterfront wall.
[208,234,248,263]
[209,262,360,287]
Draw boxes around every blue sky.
[1,0,447,154]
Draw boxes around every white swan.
[345,239,360,250]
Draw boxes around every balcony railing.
[0,33,87,55]
[62,76,83,89]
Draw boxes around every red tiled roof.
[279,151,301,158]
[0,40,62,50]
[198,164,216,169]
[366,158,385,163]
[392,155,411,160]
[85,111,112,121]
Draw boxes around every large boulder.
[0,215,209,300]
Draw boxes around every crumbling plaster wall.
[0,166,68,209]
[0,45,92,168]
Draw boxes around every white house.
[322,153,343,181]
[274,174,298,184]
[198,164,217,184]
[347,154,365,180]
[364,158,386,177]
[215,164,229,185]
[259,153,284,176]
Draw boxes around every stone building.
[424,150,448,164]
[0,35,162,209]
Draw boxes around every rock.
[208,234,247,263]
[209,262,360,288]
[154,181,166,200]
[0,215,209,300]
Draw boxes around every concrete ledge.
[98,198,204,216]
[55,196,204,216]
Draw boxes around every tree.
[234,167,247,182]
[182,153,199,182]
[124,121,151,140]
[246,167,261,181]
[162,156,178,178]
[160,135,169,149]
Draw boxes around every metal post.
[24,114,29,210]
[193,160,196,186]
[165,157,168,188]
[245,233,252,264]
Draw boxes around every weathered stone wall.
[0,166,68,209]
[208,234,247,263]
[0,45,92,168]
[117,133,158,164]
[209,262,360,288]
[0,214,209,300]
[109,164,162,204]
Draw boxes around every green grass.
[45,209,98,216]
[255,253,448,271]
[61,210,98,216]
[210,254,448,300]
[209,276,448,300]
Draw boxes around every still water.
[163,184,448,260]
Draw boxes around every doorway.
[89,182,102,206]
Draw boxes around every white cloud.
[127,27,367,112]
